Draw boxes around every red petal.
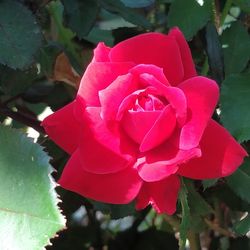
[110,33,184,85]
[99,73,138,121]
[140,105,176,152]
[179,76,219,150]
[42,101,81,154]
[122,110,161,144]
[169,27,197,80]
[77,106,137,174]
[178,120,248,179]
[59,150,143,204]
[92,42,111,62]
[139,74,187,125]
[137,143,201,182]
[136,175,180,215]
[130,64,170,86]
[77,62,134,106]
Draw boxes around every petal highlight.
[169,27,197,80]
[179,76,219,150]
[178,119,248,179]
[78,62,134,106]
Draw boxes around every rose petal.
[122,110,162,144]
[140,105,176,152]
[76,106,137,174]
[42,101,81,154]
[169,27,197,80]
[178,119,248,179]
[59,149,143,204]
[139,73,187,125]
[78,62,134,106]
[130,64,170,86]
[92,42,111,62]
[137,142,201,182]
[110,32,184,85]
[99,73,138,121]
[179,76,219,150]
[136,175,180,215]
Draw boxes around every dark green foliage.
[0,0,43,69]
[0,0,249,249]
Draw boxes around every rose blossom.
[42,28,247,215]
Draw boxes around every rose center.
[132,93,166,112]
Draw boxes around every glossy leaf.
[221,73,250,142]
[0,126,65,250]
[168,0,212,40]
[227,159,250,204]
[221,21,250,76]
[61,0,99,38]
[233,214,250,235]
[205,22,224,84]
[98,0,152,29]
[0,0,43,69]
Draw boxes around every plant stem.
[0,105,44,134]
[220,0,233,26]
[187,231,201,250]
[201,57,209,76]
[204,218,235,238]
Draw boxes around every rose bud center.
[117,88,176,152]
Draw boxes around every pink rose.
[42,28,247,215]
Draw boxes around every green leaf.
[205,22,224,84]
[221,73,250,142]
[233,214,250,235]
[221,21,250,76]
[47,1,83,74]
[233,0,250,13]
[179,180,190,250]
[0,65,38,96]
[168,0,212,40]
[202,178,218,190]
[120,0,155,8]
[227,160,250,204]
[61,0,99,38]
[0,0,43,69]
[186,180,213,216]
[0,126,65,250]
[99,0,152,29]
[84,27,114,46]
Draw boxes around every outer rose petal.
[177,119,248,179]
[179,76,219,150]
[77,62,134,106]
[92,42,111,62]
[76,105,137,174]
[137,145,201,182]
[110,32,184,85]
[59,150,143,204]
[42,101,81,154]
[169,27,197,80]
[136,175,180,215]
